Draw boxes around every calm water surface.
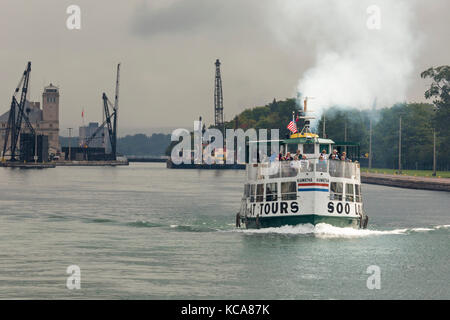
[0,163,449,299]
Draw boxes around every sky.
[0,0,448,136]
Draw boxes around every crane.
[2,62,35,162]
[83,64,120,160]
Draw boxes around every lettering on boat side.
[248,202,299,216]
[327,202,351,214]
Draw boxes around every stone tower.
[41,83,60,152]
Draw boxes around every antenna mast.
[214,59,224,132]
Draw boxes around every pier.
[166,159,245,170]
[1,162,56,169]
[361,172,450,192]
[54,160,129,166]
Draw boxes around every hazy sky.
[0,0,448,135]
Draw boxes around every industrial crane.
[2,62,36,162]
[83,63,120,160]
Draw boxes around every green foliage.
[317,103,439,169]
[421,65,450,164]
[224,98,298,138]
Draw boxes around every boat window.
[266,183,278,202]
[288,144,297,154]
[281,181,297,201]
[319,144,329,154]
[345,184,354,202]
[250,184,256,202]
[247,164,257,180]
[303,144,315,154]
[355,184,362,202]
[330,182,343,201]
[256,184,264,202]
[244,184,250,198]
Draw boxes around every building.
[0,84,60,156]
[78,122,110,152]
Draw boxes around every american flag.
[287,120,297,133]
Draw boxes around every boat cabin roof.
[283,137,334,145]
[248,137,335,145]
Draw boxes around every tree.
[421,66,450,168]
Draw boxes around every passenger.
[285,152,293,161]
[295,149,302,159]
[329,149,339,160]
[340,152,347,161]
[320,149,328,159]
[317,154,327,172]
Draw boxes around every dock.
[1,162,56,169]
[128,157,168,163]
[54,160,129,167]
[361,172,450,192]
[166,159,245,170]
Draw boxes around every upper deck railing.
[247,159,360,181]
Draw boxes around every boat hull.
[243,214,360,229]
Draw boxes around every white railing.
[247,159,360,181]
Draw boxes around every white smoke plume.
[270,0,422,119]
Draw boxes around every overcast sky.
[0,0,448,136]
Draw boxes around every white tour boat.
[236,101,369,229]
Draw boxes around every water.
[0,163,449,299]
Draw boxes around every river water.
[0,163,448,299]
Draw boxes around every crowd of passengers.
[278,149,354,162]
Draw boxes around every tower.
[42,83,59,121]
[42,83,60,152]
[214,59,224,131]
